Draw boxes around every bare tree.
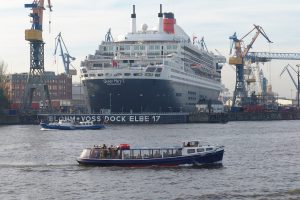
[0,61,9,112]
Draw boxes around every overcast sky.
[1,0,300,98]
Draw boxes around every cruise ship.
[80,5,226,113]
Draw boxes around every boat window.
[146,67,156,72]
[104,63,112,68]
[206,148,213,151]
[149,45,154,50]
[105,73,112,77]
[81,68,87,73]
[161,149,172,157]
[197,148,204,152]
[156,68,162,72]
[84,74,88,77]
[184,141,199,147]
[108,46,114,51]
[187,149,196,154]
[124,73,131,76]
[130,150,142,159]
[145,73,153,77]
[133,73,142,76]
[93,63,102,67]
[90,148,101,159]
[141,150,152,158]
[153,150,162,158]
[98,73,104,77]
[174,149,182,156]
[155,74,161,77]
[80,149,91,158]
[122,150,130,159]
[114,73,122,77]
[124,45,131,50]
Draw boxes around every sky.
[1,0,300,98]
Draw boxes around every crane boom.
[54,32,76,75]
[242,25,272,57]
[246,52,300,62]
[280,64,298,90]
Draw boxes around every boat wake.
[0,163,77,169]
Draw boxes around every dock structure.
[2,110,300,125]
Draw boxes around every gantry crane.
[22,0,53,112]
[246,52,300,62]
[246,51,300,106]
[54,32,77,76]
[229,24,272,108]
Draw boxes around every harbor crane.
[199,37,208,52]
[22,0,53,112]
[229,24,272,108]
[105,28,114,42]
[280,64,300,107]
[54,32,77,75]
[245,51,300,105]
[246,52,300,62]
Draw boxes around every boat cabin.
[79,141,219,160]
[79,145,183,160]
[181,140,215,156]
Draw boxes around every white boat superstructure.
[80,4,226,113]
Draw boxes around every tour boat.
[40,119,105,130]
[77,141,224,167]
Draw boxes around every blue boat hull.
[40,123,105,130]
[77,149,224,167]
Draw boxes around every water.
[0,121,299,200]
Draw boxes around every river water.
[0,121,299,200]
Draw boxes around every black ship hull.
[83,78,220,113]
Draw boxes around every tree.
[0,61,9,113]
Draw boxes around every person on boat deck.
[109,145,116,159]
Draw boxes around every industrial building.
[6,72,72,111]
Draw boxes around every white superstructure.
[80,5,226,113]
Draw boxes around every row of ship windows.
[102,45,178,52]
[82,73,161,78]
[188,97,197,100]
[176,92,205,101]
[171,68,200,80]
[170,75,206,86]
